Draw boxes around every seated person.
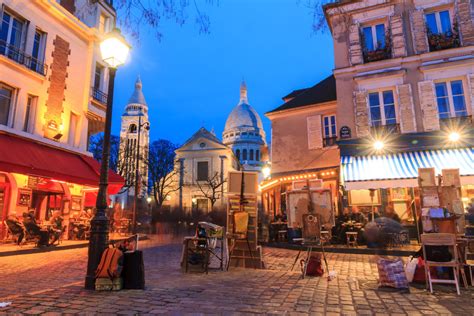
[49,211,64,244]
[384,206,401,223]
[22,210,50,247]
[350,206,367,224]
[6,215,26,245]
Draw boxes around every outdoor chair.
[5,219,26,245]
[227,210,253,270]
[421,233,465,295]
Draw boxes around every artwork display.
[287,189,334,229]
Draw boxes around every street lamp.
[373,140,384,151]
[132,115,150,234]
[85,28,130,290]
[262,165,271,179]
[448,131,461,142]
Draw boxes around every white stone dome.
[224,102,264,132]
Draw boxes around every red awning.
[0,133,124,186]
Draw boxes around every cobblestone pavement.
[0,236,473,315]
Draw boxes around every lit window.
[362,23,385,52]
[0,83,14,126]
[369,90,396,126]
[435,80,467,119]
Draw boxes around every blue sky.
[111,0,334,145]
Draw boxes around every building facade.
[117,76,150,206]
[324,0,474,223]
[223,81,269,172]
[260,76,340,221]
[0,0,122,239]
[168,127,240,213]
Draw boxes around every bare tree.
[88,133,122,173]
[146,139,181,208]
[196,171,226,210]
[113,0,217,41]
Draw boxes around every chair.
[227,211,253,270]
[183,236,209,274]
[421,233,465,295]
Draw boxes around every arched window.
[249,149,254,161]
[235,149,240,160]
[243,149,248,161]
[128,124,137,133]
[256,150,260,161]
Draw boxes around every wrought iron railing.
[440,115,472,128]
[323,136,338,147]
[0,40,47,76]
[91,86,108,105]
[371,123,400,135]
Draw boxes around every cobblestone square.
[0,236,473,315]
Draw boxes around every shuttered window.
[435,80,467,118]
[197,161,209,181]
[369,90,396,126]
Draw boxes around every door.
[0,184,11,239]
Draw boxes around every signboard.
[228,171,258,196]
[27,176,39,189]
[340,126,351,139]
[17,188,32,207]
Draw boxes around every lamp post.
[132,115,150,234]
[85,29,130,290]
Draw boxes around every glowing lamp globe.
[147,197,152,203]
[448,132,460,142]
[374,140,384,151]
[100,29,130,68]
[262,166,271,179]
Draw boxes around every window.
[196,198,209,213]
[98,13,110,33]
[426,10,452,35]
[323,115,337,138]
[362,24,385,52]
[0,84,14,126]
[435,80,467,119]
[235,149,240,160]
[68,112,79,146]
[23,95,37,133]
[242,149,248,161]
[0,10,27,58]
[369,90,396,126]
[128,124,137,133]
[197,161,209,181]
[256,150,260,161]
[249,149,254,161]
[94,63,104,90]
[31,29,46,73]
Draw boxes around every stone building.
[167,127,240,213]
[324,0,474,222]
[0,0,123,239]
[116,77,150,207]
[260,75,339,220]
[223,81,269,172]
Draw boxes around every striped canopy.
[341,148,474,189]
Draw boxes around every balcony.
[323,136,337,147]
[440,115,472,128]
[0,40,47,76]
[371,123,400,135]
[363,47,391,63]
[91,86,108,105]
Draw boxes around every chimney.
[60,0,76,15]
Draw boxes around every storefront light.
[448,132,461,142]
[374,140,385,151]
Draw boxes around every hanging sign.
[340,126,351,139]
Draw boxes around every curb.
[0,235,149,257]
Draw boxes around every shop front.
[259,166,339,242]
[0,133,123,241]
[340,147,474,239]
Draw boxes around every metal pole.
[133,115,141,234]
[84,67,116,290]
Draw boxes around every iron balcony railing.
[323,136,338,147]
[371,123,400,135]
[0,40,47,76]
[440,115,472,128]
[91,86,108,105]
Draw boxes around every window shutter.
[467,74,474,115]
[396,84,417,133]
[307,115,323,150]
[354,90,370,137]
[411,9,429,54]
[349,24,363,65]
[418,81,440,132]
[390,14,406,58]
[456,0,474,45]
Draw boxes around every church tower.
[118,76,150,202]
